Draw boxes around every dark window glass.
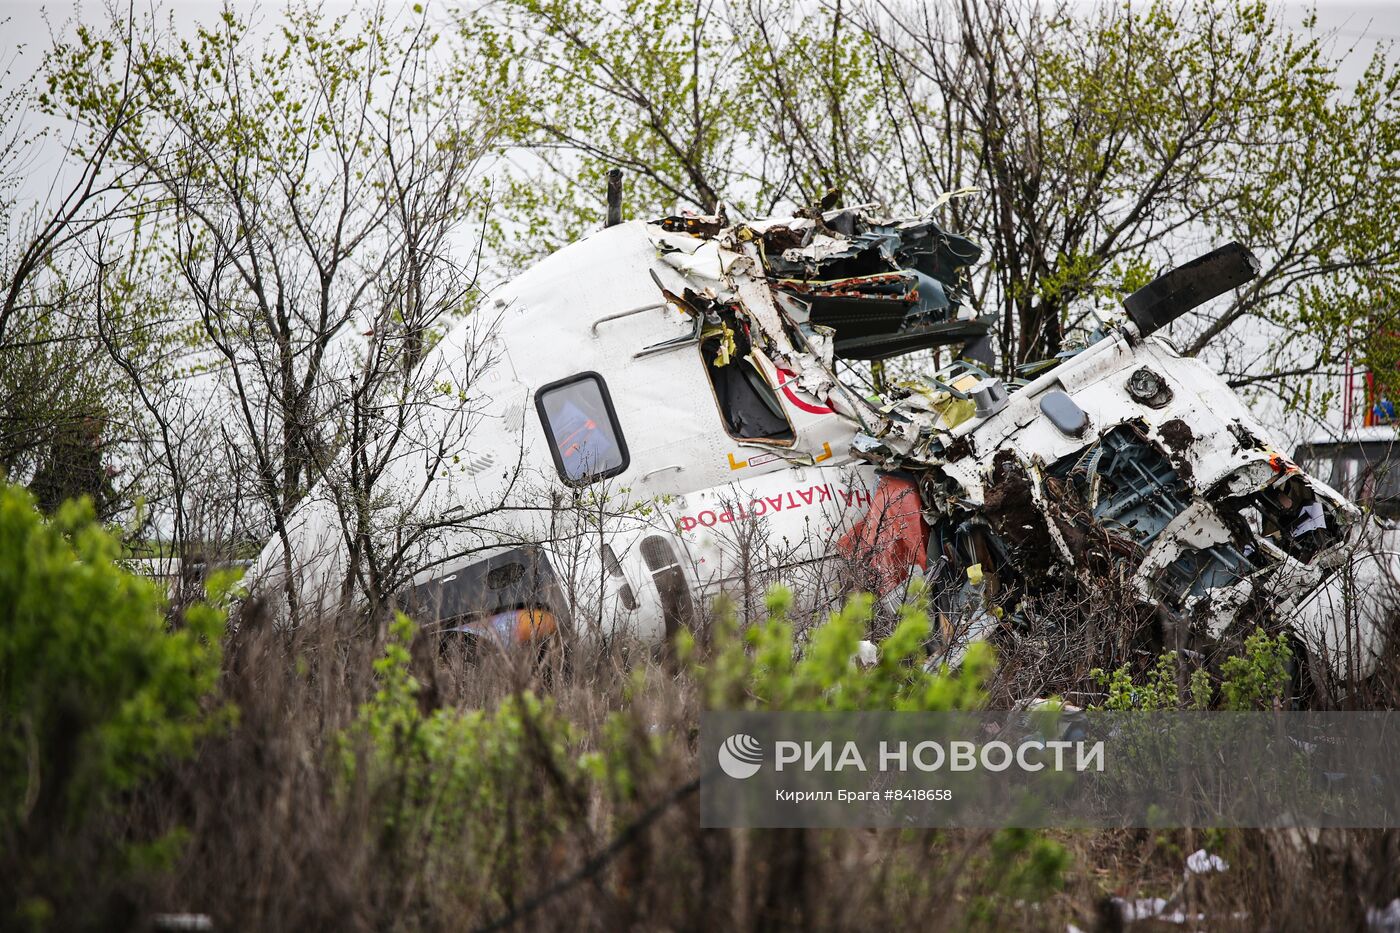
[486,563,526,590]
[536,373,628,485]
[1330,452,1357,496]
[1354,444,1400,501]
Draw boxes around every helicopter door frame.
[696,327,797,447]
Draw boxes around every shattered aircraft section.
[645,217,1395,680]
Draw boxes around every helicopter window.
[700,324,794,442]
[536,373,629,485]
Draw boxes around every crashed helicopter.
[250,204,1397,682]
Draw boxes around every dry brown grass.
[29,582,1398,933]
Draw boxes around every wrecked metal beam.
[1123,242,1260,337]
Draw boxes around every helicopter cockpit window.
[701,321,794,443]
[536,373,629,485]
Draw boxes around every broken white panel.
[1289,538,1400,680]
[1132,500,1236,602]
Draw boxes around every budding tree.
[463,0,1400,412]
[46,5,514,621]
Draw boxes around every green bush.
[682,586,994,711]
[0,485,226,925]
[346,588,999,839]
[1219,628,1292,711]
[1092,650,1211,711]
[1091,628,1292,711]
[342,613,591,908]
[341,589,1069,922]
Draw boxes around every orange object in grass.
[514,608,557,642]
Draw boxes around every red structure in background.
[1363,370,1398,428]
[1352,321,1400,429]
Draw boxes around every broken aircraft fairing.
[651,205,994,364]
[651,215,1394,681]
[864,335,1395,681]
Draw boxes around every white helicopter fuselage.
[252,212,1395,681]
[252,219,882,640]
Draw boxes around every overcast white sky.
[2,0,1392,195]
[2,1,1392,154]
[1,0,1396,70]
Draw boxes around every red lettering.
[840,489,872,509]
